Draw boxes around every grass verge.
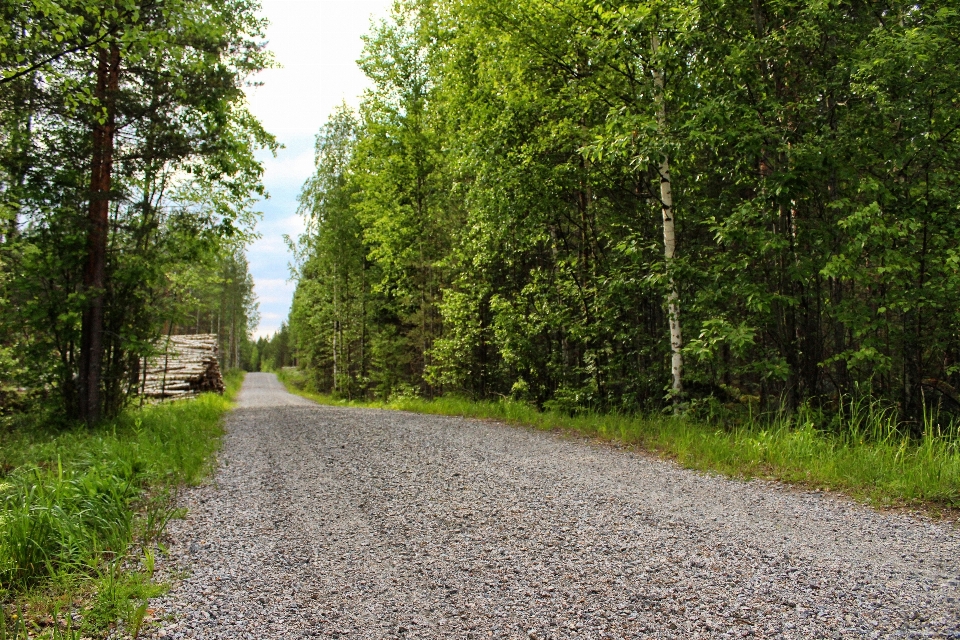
[277,368,960,514]
[0,371,243,639]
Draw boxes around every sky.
[245,0,394,338]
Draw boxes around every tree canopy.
[290,0,960,425]
[0,0,272,421]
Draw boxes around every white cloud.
[254,323,284,339]
[247,215,305,269]
[258,146,317,190]
[244,0,394,336]
[247,0,394,138]
[249,234,291,256]
[253,310,289,338]
[257,213,305,236]
[254,278,296,305]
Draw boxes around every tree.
[0,0,274,421]
[288,0,960,423]
[290,105,369,395]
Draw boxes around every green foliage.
[289,0,960,426]
[289,107,372,395]
[0,372,241,636]
[169,248,260,371]
[0,0,273,419]
[247,323,293,372]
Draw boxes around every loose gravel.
[146,373,960,639]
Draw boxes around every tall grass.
[278,369,960,510]
[0,371,242,638]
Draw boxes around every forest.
[1,0,959,633]
[0,0,267,423]
[0,0,270,629]
[291,0,960,427]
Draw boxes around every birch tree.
[651,31,682,398]
[287,0,960,420]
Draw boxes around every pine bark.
[79,43,120,424]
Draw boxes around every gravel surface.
[147,373,960,639]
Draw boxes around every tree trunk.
[333,262,338,391]
[360,259,367,382]
[652,33,683,398]
[5,79,33,242]
[79,43,120,424]
[230,300,237,370]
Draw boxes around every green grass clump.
[278,369,960,512]
[0,371,243,638]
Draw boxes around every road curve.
[148,372,960,639]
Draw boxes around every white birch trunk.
[652,34,684,397]
[333,263,338,392]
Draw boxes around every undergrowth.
[0,371,243,639]
[278,368,960,513]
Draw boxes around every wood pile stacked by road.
[142,334,225,400]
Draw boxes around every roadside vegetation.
[279,369,960,513]
[0,372,242,639]
[0,0,269,425]
[288,1,960,435]
[282,1,960,515]
[1,1,267,635]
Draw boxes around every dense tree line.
[165,248,260,371]
[290,0,960,423]
[0,0,271,422]
[247,322,294,372]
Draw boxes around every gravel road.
[147,372,960,639]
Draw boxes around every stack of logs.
[142,334,225,400]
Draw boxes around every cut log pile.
[142,334,225,400]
